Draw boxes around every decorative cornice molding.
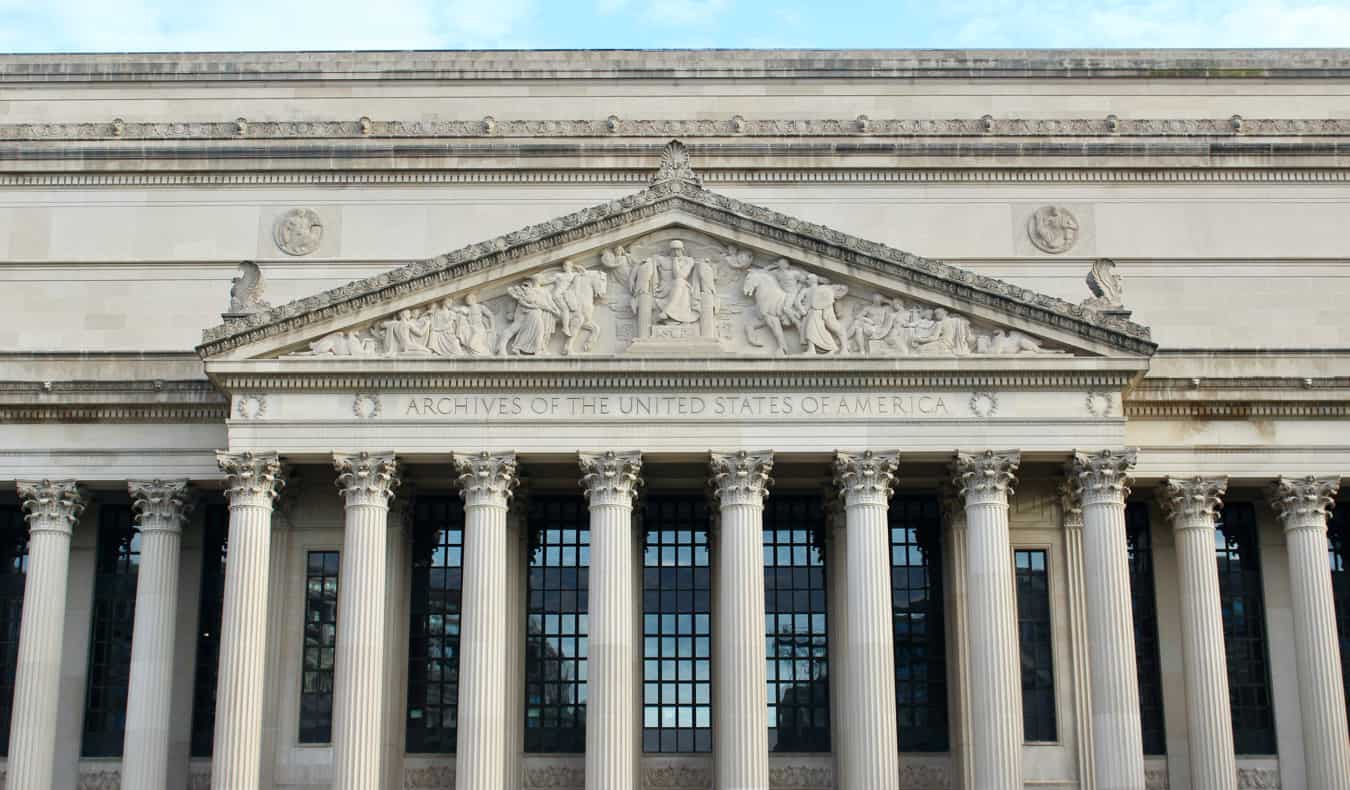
[709,450,774,508]
[0,378,228,423]
[333,451,401,509]
[832,449,900,506]
[6,167,1350,187]
[1267,475,1340,529]
[1158,476,1228,526]
[216,450,285,508]
[8,115,1350,142]
[1068,448,1137,507]
[17,479,88,532]
[951,449,1020,505]
[128,478,193,533]
[1124,402,1350,419]
[0,404,230,423]
[198,177,1153,358]
[578,450,644,508]
[453,450,519,507]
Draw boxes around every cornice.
[0,379,228,423]
[197,179,1154,358]
[2,49,1346,82]
[7,116,1350,141]
[4,168,1350,187]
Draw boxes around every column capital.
[128,479,193,534]
[1057,480,1084,530]
[832,450,899,507]
[579,451,643,508]
[1158,476,1228,528]
[16,479,87,534]
[951,450,1020,506]
[1267,475,1340,532]
[1068,448,1137,507]
[333,451,401,509]
[708,450,774,508]
[454,451,519,508]
[939,482,967,530]
[216,450,286,509]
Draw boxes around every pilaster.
[122,479,194,790]
[579,451,644,790]
[1267,476,1350,790]
[832,450,901,790]
[8,480,87,790]
[1158,476,1236,790]
[331,452,401,790]
[709,450,773,790]
[950,450,1022,790]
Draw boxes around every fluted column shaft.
[940,492,975,790]
[212,451,285,790]
[580,451,644,790]
[1160,476,1236,790]
[8,480,86,790]
[1070,451,1144,790]
[1269,476,1350,789]
[1059,489,1094,790]
[710,451,773,790]
[952,450,1022,790]
[833,451,901,790]
[331,452,401,790]
[454,452,518,790]
[121,480,193,790]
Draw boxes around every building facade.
[0,49,1348,790]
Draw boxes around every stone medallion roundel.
[1027,205,1079,254]
[273,207,324,256]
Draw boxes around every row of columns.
[4,455,1348,790]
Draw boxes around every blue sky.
[1,0,1349,52]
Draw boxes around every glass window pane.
[0,504,28,756]
[1330,503,1350,729]
[891,496,949,752]
[407,497,466,754]
[1216,503,1276,755]
[81,505,139,757]
[1015,548,1057,743]
[1126,503,1167,755]
[298,550,340,744]
[525,496,589,754]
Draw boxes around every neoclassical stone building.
[0,49,1348,790]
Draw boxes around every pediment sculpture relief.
[294,231,1066,359]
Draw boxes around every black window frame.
[763,493,830,753]
[1015,547,1057,743]
[641,494,712,754]
[1125,502,1167,755]
[890,494,949,753]
[524,495,590,754]
[298,549,340,745]
[189,502,229,757]
[1216,502,1277,755]
[81,503,140,758]
[0,504,27,756]
[406,496,466,754]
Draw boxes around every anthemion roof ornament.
[651,139,702,187]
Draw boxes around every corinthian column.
[579,451,644,790]
[1267,476,1350,789]
[1158,476,1235,790]
[832,450,901,790]
[1069,450,1144,790]
[212,451,285,790]
[951,450,1022,789]
[8,480,86,790]
[453,451,519,790]
[331,452,401,790]
[121,480,193,790]
[709,450,773,790]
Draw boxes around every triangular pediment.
[199,145,1154,365]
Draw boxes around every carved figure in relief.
[657,240,699,325]
[845,293,894,353]
[742,260,805,354]
[458,292,495,355]
[693,252,719,339]
[557,266,609,355]
[1027,205,1080,254]
[913,308,975,355]
[1081,257,1124,310]
[380,308,432,355]
[540,259,582,340]
[796,273,848,354]
[428,299,464,356]
[498,275,562,356]
[227,261,271,315]
[976,328,1056,355]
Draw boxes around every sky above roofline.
[2,0,1350,53]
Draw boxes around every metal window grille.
[299,550,340,744]
[0,504,26,757]
[1216,503,1276,755]
[189,502,229,757]
[891,495,949,752]
[1015,548,1057,743]
[1125,502,1167,755]
[82,504,139,757]
[641,495,712,754]
[763,494,830,753]
[406,496,465,754]
[525,495,590,753]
